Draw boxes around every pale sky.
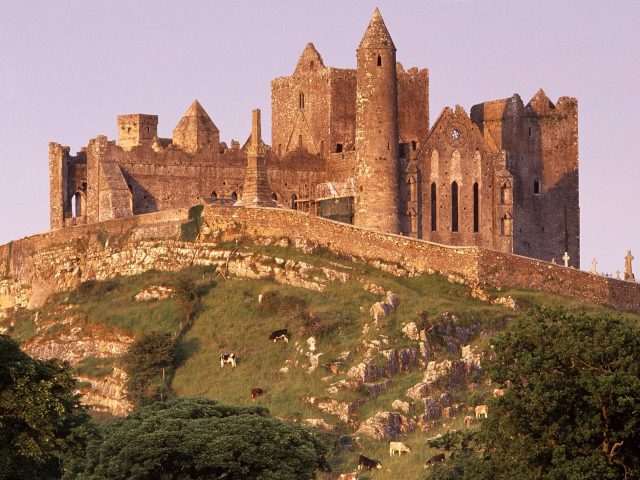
[1,0,638,275]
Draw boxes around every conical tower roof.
[175,100,219,133]
[359,8,395,50]
[172,100,219,154]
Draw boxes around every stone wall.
[1,206,638,314]
[470,91,580,267]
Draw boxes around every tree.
[439,308,640,480]
[0,335,94,480]
[64,397,330,480]
[121,331,176,407]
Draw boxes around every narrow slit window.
[451,182,459,232]
[473,182,479,233]
[534,179,540,195]
[431,182,437,232]
[377,55,382,66]
[299,92,304,109]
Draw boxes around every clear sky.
[1,0,638,275]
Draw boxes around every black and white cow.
[357,454,382,470]
[269,329,289,343]
[220,353,236,368]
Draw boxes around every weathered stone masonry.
[0,206,637,314]
[48,8,579,267]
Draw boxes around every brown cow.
[251,387,264,401]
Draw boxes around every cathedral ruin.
[49,8,579,266]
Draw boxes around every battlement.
[117,114,158,150]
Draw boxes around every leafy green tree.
[121,331,176,407]
[64,397,330,480]
[433,308,640,480]
[0,335,94,480]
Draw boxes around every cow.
[357,455,382,470]
[389,441,411,456]
[441,406,452,418]
[250,388,264,401]
[220,353,236,368]
[269,329,289,343]
[475,404,489,419]
[337,473,358,480]
[493,388,506,398]
[424,453,445,468]
[464,415,474,427]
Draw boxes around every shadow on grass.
[174,337,200,369]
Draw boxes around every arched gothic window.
[451,182,459,232]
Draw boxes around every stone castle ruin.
[49,8,579,266]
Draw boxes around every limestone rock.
[302,418,335,431]
[391,399,411,413]
[303,396,363,423]
[402,321,420,341]
[134,285,175,301]
[347,362,387,383]
[406,382,429,401]
[356,411,415,440]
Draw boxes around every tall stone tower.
[353,8,401,234]
[237,109,277,207]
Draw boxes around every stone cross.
[616,270,621,280]
[563,251,570,267]
[590,258,598,274]
[625,250,635,282]
[551,258,556,264]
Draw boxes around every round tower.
[354,8,401,234]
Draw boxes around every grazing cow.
[220,353,236,368]
[464,415,474,427]
[493,388,506,398]
[424,453,445,468]
[357,455,382,470]
[250,388,264,401]
[475,404,489,419]
[269,329,289,343]
[389,441,412,456]
[337,473,358,480]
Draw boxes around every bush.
[180,204,205,242]
[121,332,176,407]
[258,290,306,315]
[64,398,330,480]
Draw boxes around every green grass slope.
[5,244,638,480]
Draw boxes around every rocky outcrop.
[302,396,364,423]
[76,367,132,416]
[357,411,416,440]
[369,291,400,321]
[23,324,133,367]
[134,285,175,301]
[391,399,411,413]
[302,418,335,431]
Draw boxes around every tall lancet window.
[431,182,437,232]
[451,182,459,232]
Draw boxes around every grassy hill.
[4,243,637,479]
